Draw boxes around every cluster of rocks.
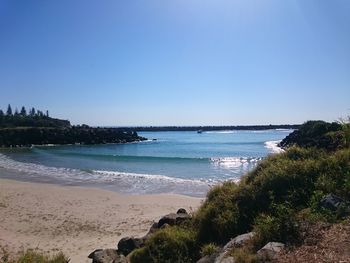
[88,208,288,263]
[88,208,191,263]
[196,232,284,263]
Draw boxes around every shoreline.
[0,178,203,262]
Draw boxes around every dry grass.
[275,219,350,263]
[0,247,69,263]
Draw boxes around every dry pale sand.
[0,179,203,262]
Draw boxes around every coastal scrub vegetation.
[129,120,350,262]
[129,227,198,263]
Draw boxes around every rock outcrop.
[157,208,191,228]
[117,237,145,256]
[88,249,127,263]
[196,232,255,263]
[257,242,285,260]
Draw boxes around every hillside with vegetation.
[106,119,350,263]
[0,105,146,147]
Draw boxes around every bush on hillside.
[279,120,343,150]
[194,146,350,246]
[129,227,198,263]
[252,203,300,249]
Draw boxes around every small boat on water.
[197,130,203,134]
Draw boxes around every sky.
[0,0,349,126]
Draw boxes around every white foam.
[275,128,294,132]
[92,169,208,185]
[264,140,284,153]
[0,153,88,180]
[0,153,210,196]
[210,157,261,169]
[205,130,237,134]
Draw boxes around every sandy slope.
[0,179,202,262]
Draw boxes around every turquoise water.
[0,130,291,196]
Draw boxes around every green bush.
[314,149,350,200]
[252,204,300,249]
[129,227,198,263]
[194,182,239,244]
[279,120,344,150]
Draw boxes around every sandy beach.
[0,179,203,262]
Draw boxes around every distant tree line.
[117,124,301,132]
[0,104,70,128]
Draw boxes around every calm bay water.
[0,130,291,197]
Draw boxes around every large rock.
[88,249,127,263]
[223,232,255,249]
[145,221,159,236]
[177,208,188,214]
[257,242,285,260]
[117,237,145,256]
[319,194,350,218]
[319,194,346,211]
[219,257,235,263]
[214,232,255,263]
[158,209,191,228]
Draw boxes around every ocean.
[0,129,291,197]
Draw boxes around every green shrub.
[193,182,237,244]
[314,149,350,200]
[194,182,258,244]
[129,226,197,263]
[252,204,300,249]
[279,120,343,150]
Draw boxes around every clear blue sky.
[0,0,349,126]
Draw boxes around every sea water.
[0,130,291,197]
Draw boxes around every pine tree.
[6,104,12,116]
[46,110,49,117]
[37,110,43,117]
[30,107,36,116]
[20,106,27,116]
[0,110,4,117]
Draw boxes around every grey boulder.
[214,232,255,263]
[257,242,285,260]
[158,209,191,228]
[88,249,127,263]
[117,237,145,256]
